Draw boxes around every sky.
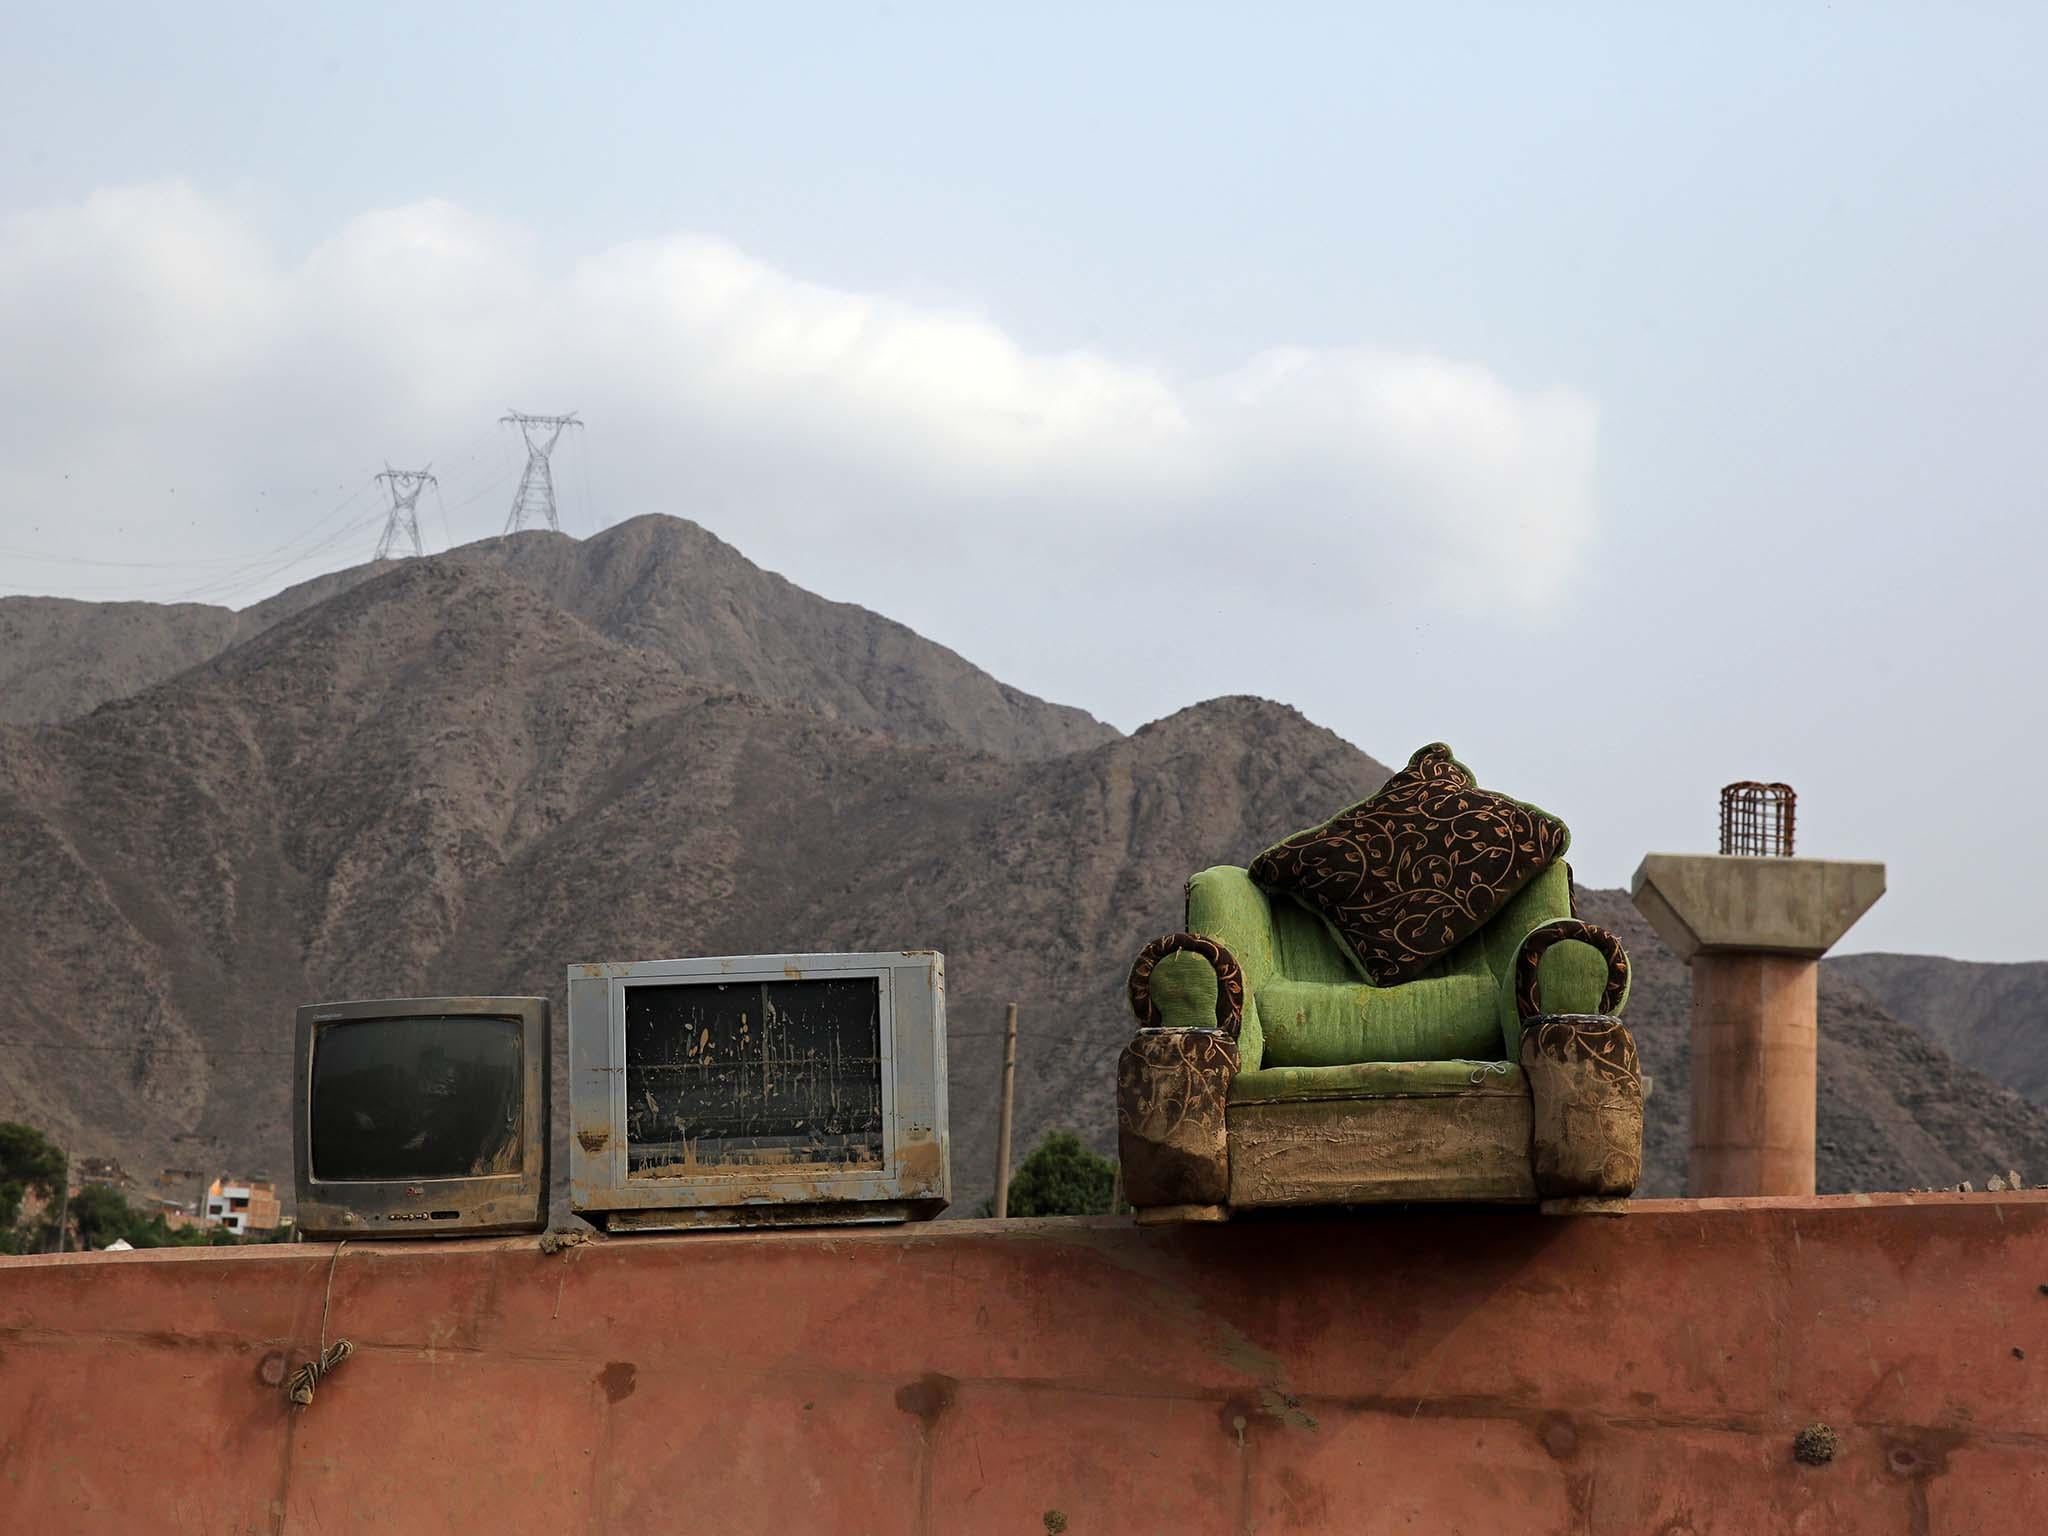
[3,4,2044,960]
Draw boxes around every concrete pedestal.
[1689,952,1818,1196]
[1631,854,1884,1198]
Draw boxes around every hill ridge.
[1,515,1118,759]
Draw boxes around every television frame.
[567,951,949,1231]
[293,995,551,1239]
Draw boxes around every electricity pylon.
[373,466,437,559]
[501,411,582,533]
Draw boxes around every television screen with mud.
[294,996,550,1239]
[624,977,884,1175]
[569,952,950,1232]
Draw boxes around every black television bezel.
[293,995,550,1240]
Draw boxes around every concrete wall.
[4,1194,2047,1533]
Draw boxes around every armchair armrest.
[1508,924,1643,1200]
[1120,932,1245,1215]
[1505,918,1631,1029]
[1127,932,1245,1037]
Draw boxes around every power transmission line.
[439,459,521,517]
[578,427,597,530]
[432,480,454,551]
[174,505,388,606]
[372,466,438,559]
[2,477,381,602]
[168,478,384,604]
[501,410,582,533]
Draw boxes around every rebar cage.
[1719,782,1796,856]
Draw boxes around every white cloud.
[0,180,1598,623]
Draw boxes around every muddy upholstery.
[1118,766,1641,1213]
[1116,1028,1239,1208]
[1520,1012,1645,1198]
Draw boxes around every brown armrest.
[1512,919,1630,1020]
[1127,932,1244,1038]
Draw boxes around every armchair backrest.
[1186,859,1587,1069]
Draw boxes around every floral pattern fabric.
[1117,1029,1241,1143]
[1249,743,1570,985]
[1521,1011,1640,1091]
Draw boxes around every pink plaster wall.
[5,1193,2047,1533]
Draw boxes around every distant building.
[203,1177,281,1236]
[134,1193,201,1232]
[78,1155,128,1184]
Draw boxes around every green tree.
[132,1210,232,1248]
[1001,1131,1120,1217]
[68,1183,145,1250]
[0,1121,67,1249]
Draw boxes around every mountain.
[3,515,2045,1216]
[448,517,1116,757]
[0,596,241,725]
[1,517,1117,759]
[1829,952,2048,1107]
[0,561,376,727]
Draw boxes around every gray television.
[567,951,949,1231]
[293,995,551,1239]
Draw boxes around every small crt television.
[568,952,948,1231]
[294,996,550,1239]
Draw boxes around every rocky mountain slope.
[0,596,242,725]
[1829,952,2048,1107]
[3,516,2043,1214]
[1,518,1115,757]
[0,558,381,727]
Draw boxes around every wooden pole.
[54,1148,71,1253]
[993,1003,1019,1218]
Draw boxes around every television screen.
[624,976,884,1176]
[310,1013,524,1182]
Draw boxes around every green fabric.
[1180,854,1624,1075]
[1536,941,1617,1014]
[1148,949,1219,1029]
[1476,860,1577,981]
[1483,861,1590,1058]
[1230,1059,1525,1105]
[1142,913,1265,1071]
[1185,866,1280,1072]
[1257,974,1502,1065]
[1271,896,1372,984]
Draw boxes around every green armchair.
[1117,806,1643,1221]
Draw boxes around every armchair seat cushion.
[1256,974,1501,1067]
[1230,1059,1524,1106]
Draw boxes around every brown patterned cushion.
[1249,743,1569,985]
